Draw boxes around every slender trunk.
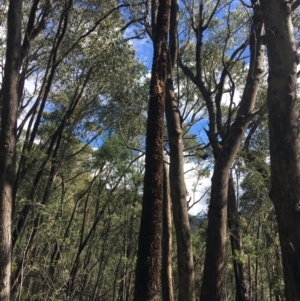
[200,7,265,301]
[254,215,261,301]
[0,1,22,300]
[133,0,170,300]
[248,255,252,300]
[161,163,174,301]
[165,0,196,298]
[165,79,196,301]
[228,176,249,301]
[260,1,300,300]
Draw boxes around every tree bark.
[260,1,300,300]
[0,1,23,300]
[165,0,196,299]
[200,6,265,301]
[165,78,196,301]
[161,162,174,301]
[133,0,170,300]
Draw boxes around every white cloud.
[185,162,211,216]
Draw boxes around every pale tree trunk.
[200,6,265,301]
[165,0,196,299]
[133,0,170,300]
[162,162,174,301]
[260,1,300,300]
[0,0,23,300]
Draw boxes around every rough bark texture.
[228,176,249,301]
[200,6,264,301]
[133,0,170,300]
[0,1,22,300]
[261,1,300,300]
[161,163,174,301]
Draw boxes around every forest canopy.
[0,0,300,301]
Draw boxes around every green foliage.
[1,0,289,300]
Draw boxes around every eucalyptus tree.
[259,1,300,300]
[133,0,171,300]
[0,1,23,300]
[12,57,146,300]
[121,1,210,298]
[165,0,197,299]
[0,0,149,299]
[178,1,265,300]
[12,0,145,242]
[12,134,144,301]
[238,158,285,301]
[161,162,174,301]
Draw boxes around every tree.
[260,0,300,300]
[133,0,171,299]
[165,0,196,300]
[178,1,265,299]
[161,162,174,301]
[0,1,23,300]
[3,0,300,300]
[3,1,148,299]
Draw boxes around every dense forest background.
[0,0,300,300]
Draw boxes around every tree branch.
[292,0,300,11]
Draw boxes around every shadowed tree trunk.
[260,1,300,300]
[133,0,171,300]
[165,0,196,300]
[0,0,23,300]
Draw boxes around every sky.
[19,0,276,216]
[124,29,213,216]
[123,24,248,215]
[19,1,300,216]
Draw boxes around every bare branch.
[239,0,252,9]
[203,0,221,30]
[291,0,300,11]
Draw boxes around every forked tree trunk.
[260,1,300,300]
[200,6,265,301]
[0,0,23,300]
[133,0,170,300]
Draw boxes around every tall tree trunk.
[200,6,265,301]
[165,79,196,301]
[0,1,23,300]
[165,0,196,299]
[161,162,174,301]
[260,1,300,300]
[133,0,170,300]
[228,176,249,301]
